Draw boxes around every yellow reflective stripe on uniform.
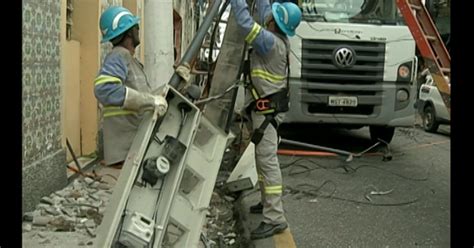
[265,185,283,194]
[256,109,275,115]
[245,23,262,44]
[94,75,122,86]
[258,174,264,182]
[251,69,286,83]
[103,106,136,117]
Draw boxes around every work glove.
[123,87,168,116]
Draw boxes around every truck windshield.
[301,0,397,24]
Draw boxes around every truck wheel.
[422,105,439,133]
[369,126,395,143]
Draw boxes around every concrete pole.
[144,0,174,91]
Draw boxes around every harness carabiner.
[256,99,271,111]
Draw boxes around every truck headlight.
[398,65,410,78]
[397,62,413,82]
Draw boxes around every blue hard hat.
[99,6,140,43]
[271,2,302,37]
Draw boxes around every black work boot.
[249,202,263,214]
[250,222,288,240]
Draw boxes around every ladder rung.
[410,4,422,10]
[426,35,437,41]
[441,68,451,73]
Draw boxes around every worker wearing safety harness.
[230,0,302,240]
[94,7,187,167]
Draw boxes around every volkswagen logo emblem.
[332,47,356,68]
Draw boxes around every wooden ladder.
[397,0,451,114]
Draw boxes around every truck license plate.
[328,96,358,107]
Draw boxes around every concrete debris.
[23,212,34,222]
[23,177,113,246]
[24,168,244,247]
[201,188,242,247]
[84,177,94,185]
[50,216,75,232]
[91,181,100,189]
[40,196,54,205]
[45,206,61,216]
[33,216,52,226]
[23,223,32,232]
[98,183,111,190]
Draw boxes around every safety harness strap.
[251,114,278,145]
[246,35,291,145]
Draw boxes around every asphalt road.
[271,123,451,248]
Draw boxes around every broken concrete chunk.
[23,212,34,222]
[84,177,94,185]
[88,193,100,201]
[86,226,97,237]
[98,207,106,215]
[33,216,52,226]
[92,200,104,208]
[91,181,100,189]
[85,219,96,228]
[73,180,84,190]
[54,189,70,198]
[225,232,236,238]
[40,196,54,205]
[69,190,83,199]
[36,203,50,210]
[87,241,93,246]
[61,208,75,217]
[80,206,91,212]
[224,196,235,202]
[98,183,111,190]
[45,206,61,216]
[22,223,32,232]
[52,195,66,205]
[50,216,75,232]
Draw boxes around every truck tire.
[422,105,440,133]
[369,126,395,143]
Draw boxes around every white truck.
[284,0,418,143]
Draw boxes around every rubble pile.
[22,177,113,246]
[22,169,244,247]
[200,188,242,248]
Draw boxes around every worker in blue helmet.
[229,0,302,240]
[94,6,189,168]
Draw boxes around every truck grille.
[301,39,385,83]
[299,39,386,115]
